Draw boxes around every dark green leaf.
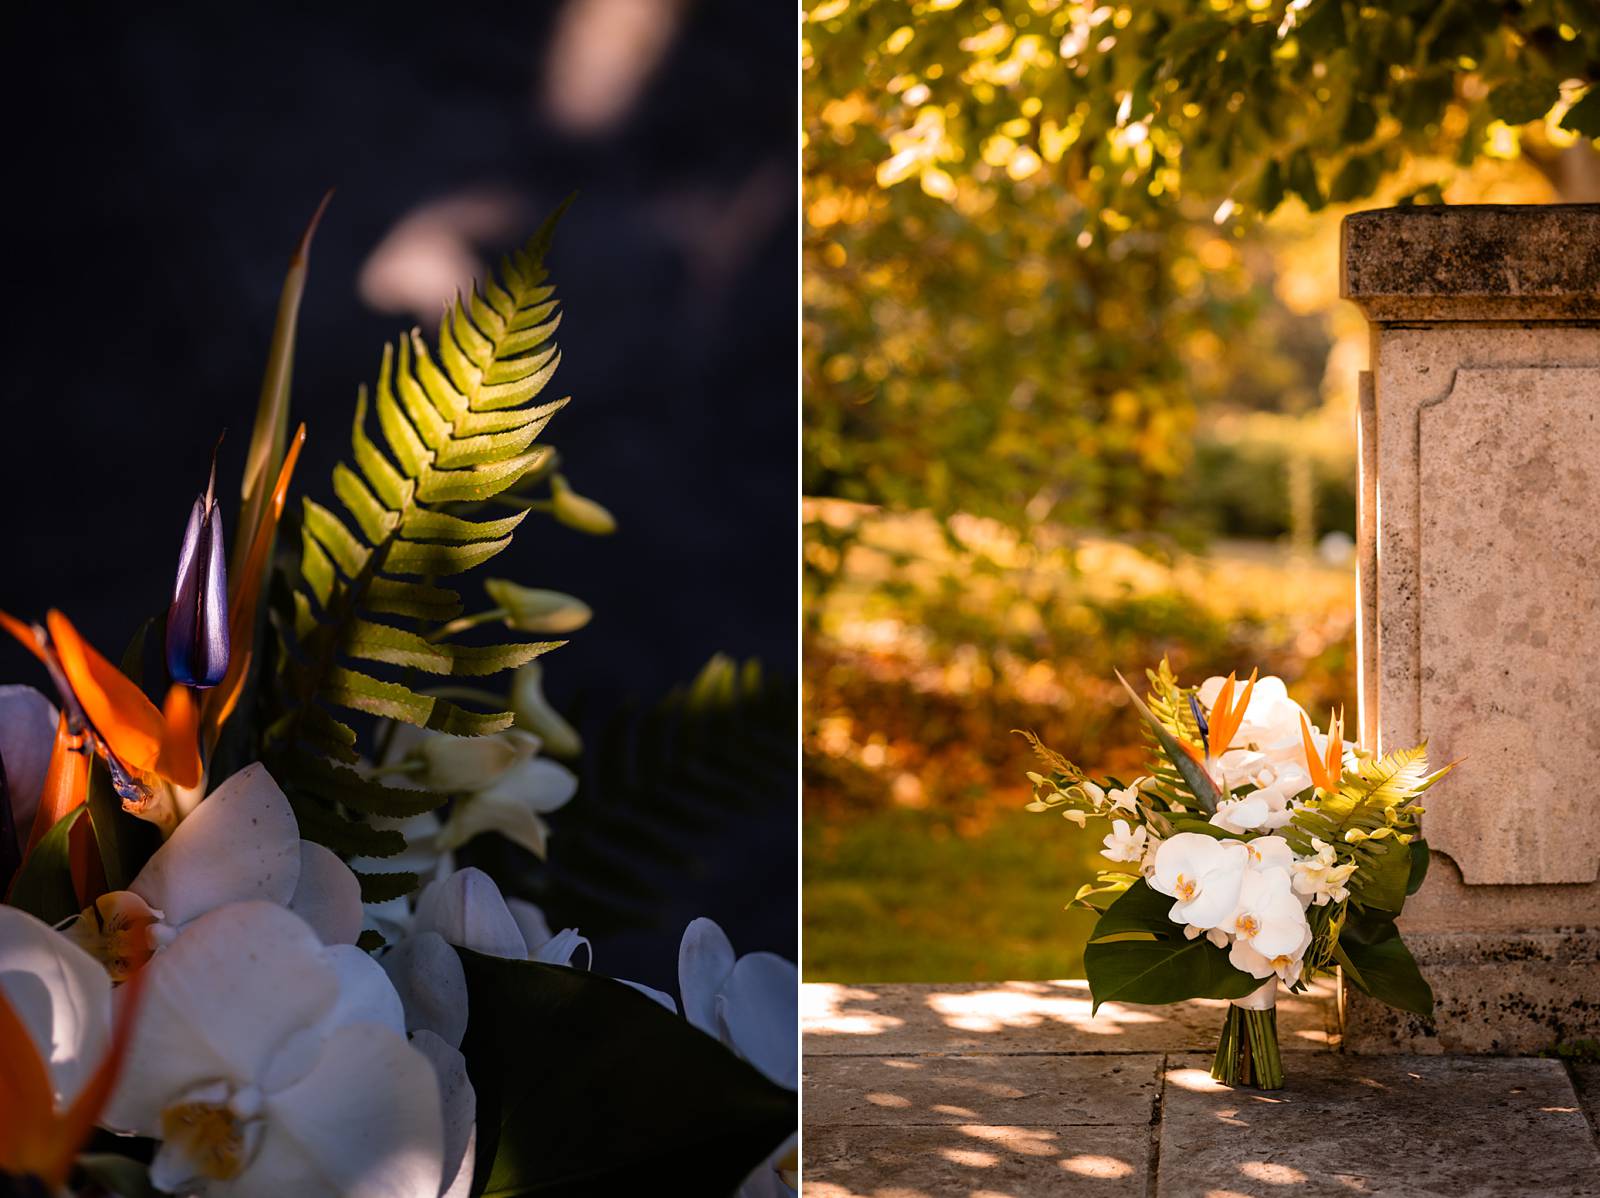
[1088,878,1175,941]
[1561,88,1600,140]
[457,950,794,1197]
[9,806,86,925]
[1489,78,1557,126]
[1338,910,1433,1017]
[75,1153,157,1198]
[1406,838,1430,895]
[1084,931,1259,1012]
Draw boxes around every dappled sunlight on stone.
[865,1091,912,1108]
[1238,1160,1309,1184]
[803,983,905,1037]
[956,1125,1062,1157]
[938,1146,999,1167]
[1060,1153,1136,1179]
[1167,1066,1229,1093]
[925,980,1162,1035]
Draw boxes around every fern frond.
[269,201,575,857]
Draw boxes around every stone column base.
[1340,928,1600,1054]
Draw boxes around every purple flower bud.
[166,452,231,687]
[1188,694,1211,755]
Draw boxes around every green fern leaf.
[269,201,576,860]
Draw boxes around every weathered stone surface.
[1346,207,1600,1055]
[804,1053,1160,1127]
[804,1123,1149,1197]
[1417,366,1600,884]
[1343,929,1600,1055]
[1570,1060,1600,1143]
[1342,203,1600,321]
[1157,1053,1600,1197]
[802,979,1337,1056]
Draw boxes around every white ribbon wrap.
[1233,979,1278,1011]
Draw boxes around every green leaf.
[1084,931,1259,1012]
[86,755,159,895]
[1252,158,1284,213]
[1489,77,1557,126]
[75,1153,157,1198]
[1114,670,1220,813]
[9,806,87,925]
[1337,910,1433,1017]
[235,193,331,578]
[1406,838,1430,896]
[353,869,420,903]
[1287,147,1325,211]
[269,207,579,855]
[457,950,794,1197]
[1351,837,1411,913]
[1087,878,1175,941]
[1561,88,1600,139]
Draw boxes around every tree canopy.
[803,0,1600,538]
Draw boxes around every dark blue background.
[0,1,795,989]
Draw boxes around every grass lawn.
[803,804,1105,982]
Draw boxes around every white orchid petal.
[409,1029,476,1198]
[381,932,469,1049]
[412,868,527,960]
[438,790,551,859]
[263,944,407,1093]
[248,1022,444,1198]
[103,902,338,1135]
[505,898,554,954]
[476,756,578,816]
[0,684,58,836]
[288,841,364,946]
[678,917,736,1036]
[717,952,798,1091]
[531,927,590,968]
[618,979,678,1012]
[0,904,111,1108]
[130,763,301,927]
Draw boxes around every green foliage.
[1117,668,1220,813]
[456,949,795,1196]
[467,655,794,937]
[265,205,573,879]
[1334,907,1433,1017]
[804,0,1599,535]
[1083,879,1259,1010]
[8,806,86,926]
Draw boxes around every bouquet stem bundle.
[1211,1003,1284,1090]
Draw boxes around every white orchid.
[1292,837,1358,907]
[1149,833,1250,930]
[0,903,111,1114]
[1105,777,1149,814]
[1225,867,1309,958]
[384,724,579,862]
[62,763,362,979]
[1241,834,1295,874]
[103,901,446,1198]
[1100,818,1148,864]
[679,918,798,1198]
[0,683,59,840]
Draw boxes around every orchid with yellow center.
[1291,836,1359,907]
[1148,833,1249,931]
[101,900,449,1198]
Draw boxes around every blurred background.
[802,0,1599,981]
[0,0,794,989]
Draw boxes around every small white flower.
[1106,777,1149,814]
[1292,837,1359,907]
[1149,834,1249,931]
[1062,809,1089,828]
[1100,819,1148,864]
[1208,794,1272,834]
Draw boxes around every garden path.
[802,979,1600,1197]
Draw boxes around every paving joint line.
[1145,1052,1167,1198]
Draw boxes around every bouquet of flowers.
[1023,661,1451,1089]
[0,199,795,1196]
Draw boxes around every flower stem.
[1210,1004,1284,1090]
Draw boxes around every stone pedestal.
[1341,204,1600,1054]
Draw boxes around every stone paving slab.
[1156,1053,1600,1198]
[805,1053,1160,1127]
[804,1123,1149,1197]
[803,979,1337,1056]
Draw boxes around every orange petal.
[25,712,90,856]
[45,610,166,775]
[1299,711,1334,793]
[1207,672,1240,755]
[0,977,57,1179]
[0,608,53,672]
[204,422,305,749]
[157,684,202,789]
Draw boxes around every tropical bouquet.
[1023,661,1451,1089]
[0,198,795,1196]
